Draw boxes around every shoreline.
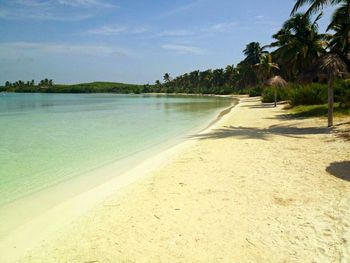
[15,96,350,262]
[0,96,240,263]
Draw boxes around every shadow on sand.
[192,125,331,141]
[241,103,276,109]
[326,161,350,181]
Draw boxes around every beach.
[12,97,350,262]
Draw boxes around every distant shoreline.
[0,81,239,96]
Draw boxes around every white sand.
[7,97,350,262]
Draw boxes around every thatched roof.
[320,53,348,75]
[266,75,288,87]
[299,53,349,83]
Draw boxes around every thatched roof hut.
[265,75,287,107]
[266,75,288,88]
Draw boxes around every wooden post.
[328,74,334,127]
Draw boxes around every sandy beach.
[15,97,350,262]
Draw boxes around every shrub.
[261,86,289,103]
[248,86,263,97]
[288,83,327,106]
[335,79,350,108]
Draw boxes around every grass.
[289,103,350,118]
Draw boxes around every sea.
[0,93,233,207]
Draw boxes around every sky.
[0,0,336,85]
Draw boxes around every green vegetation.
[290,104,350,118]
[52,82,144,93]
[1,81,144,94]
[262,80,350,107]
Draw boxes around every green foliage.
[2,81,144,94]
[290,103,350,117]
[288,83,327,106]
[261,86,289,103]
[247,86,263,97]
[50,82,143,93]
[261,80,350,106]
[335,79,350,108]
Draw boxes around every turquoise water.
[0,93,232,206]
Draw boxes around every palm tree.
[319,53,348,127]
[255,53,280,83]
[163,73,171,83]
[243,42,267,65]
[224,65,238,90]
[291,0,349,17]
[236,62,259,88]
[199,70,213,94]
[327,1,350,68]
[270,13,326,80]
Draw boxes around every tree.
[199,70,213,93]
[319,53,348,127]
[255,53,280,83]
[291,0,349,17]
[327,1,350,68]
[270,13,326,80]
[163,73,171,83]
[243,42,267,65]
[235,42,267,88]
[224,65,238,91]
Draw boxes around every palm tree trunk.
[327,74,335,127]
[274,88,277,107]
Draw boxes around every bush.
[335,79,350,108]
[261,80,350,106]
[288,83,327,106]
[261,86,289,103]
[248,86,263,97]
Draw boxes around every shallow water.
[0,93,232,206]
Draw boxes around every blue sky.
[0,0,335,85]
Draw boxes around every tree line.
[4,79,54,90]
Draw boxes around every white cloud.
[0,42,131,59]
[158,30,194,37]
[255,15,265,20]
[87,25,149,35]
[203,22,239,33]
[0,9,92,21]
[156,0,205,19]
[57,0,117,8]
[161,44,204,54]
[13,0,50,7]
[0,0,117,21]
[152,22,239,41]
[88,25,127,35]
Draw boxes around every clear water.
[0,93,232,206]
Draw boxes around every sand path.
[20,97,350,262]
